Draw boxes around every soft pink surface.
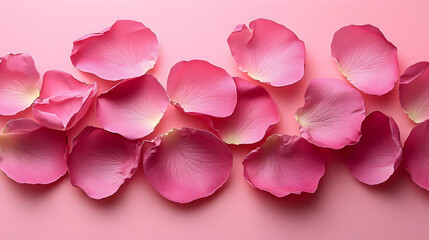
[1,0,429,239]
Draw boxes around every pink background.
[1,0,429,239]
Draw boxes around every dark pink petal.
[143,128,233,203]
[209,77,279,144]
[243,134,325,197]
[295,78,365,149]
[167,60,237,117]
[96,74,168,140]
[331,25,399,95]
[399,62,429,123]
[227,18,305,87]
[403,120,429,190]
[0,53,41,115]
[344,111,402,185]
[67,127,141,199]
[0,119,68,184]
[32,70,97,130]
[71,20,158,81]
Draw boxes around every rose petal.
[167,60,237,117]
[0,119,68,184]
[399,62,429,123]
[209,77,279,144]
[227,18,305,87]
[143,128,233,203]
[96,74,168,140]
[331,24,399,95]
[243,134,325,197]
[344,111,402,185]
[70,20,158,81]
[0,53,41,115]
[403,120,429,190]
[32,70,97,130]
[67,127,141,199]
[295,78,365,149]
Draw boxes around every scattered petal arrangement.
[0,18,428,203]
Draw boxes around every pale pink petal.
[96,74,168,140]
[295,78,365,149]
[331,24,399,95]
[403,120,429,190]
[399,62,429,123]
[209,77,279,144]
[227,18,305,87]
[71,20,158,81]
[243,134,325,197]
[143,128,233,203]
[32,70,97,130]
[344,111,402,185]
[167,60,237,117]
[67,127,141,199]
[0,119,68,184]
[0,53,41,115]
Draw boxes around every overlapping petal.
[403,120,429,190]
[227,18,305,87]
[295,78,365,149]
[243,134,325,197]
[32,70,97,130]
[71,20,158,81]
[167,60,237,117]
[96,74,168,140]
[331,24,399,95]
[0,119,68,184]
[143,128,233,203]
[344,111,402,185]
[209,77,279,144]
[67,127,141,199]
[0,53,41,115]
[399,62,429,123]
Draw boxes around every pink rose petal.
[167,60,237,117]
[344,111,402,185]
[0,53,41,115]
[243,134,325,197]
[331,24,399,95]
[32,70,97,130]
[71,20,158,81]
[399,61,429,123]
[67,127,141,199]
[209,77,279,144]
[403,120,429,190]
[0,119,68,184]
[295,78,365,149]
[227,18,305,87]
[143,128,233,203]
[96,74,168,140]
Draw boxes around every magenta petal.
[143,128,233,203]
[96,75,168,140]
[399,62,429,123]
[227,18,305,87]
[32,70,97,130]
[331,25,399,95]
[243,134,325,197]
[0,53,41,115]
[0,119,68,184]
[71,20,158,81]
[67,127,141,199]
[344,111,402,185]
[209,77,279,144]
[167,60,237,117]
[295,78,365,149]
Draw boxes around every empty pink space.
[1,0,429,239]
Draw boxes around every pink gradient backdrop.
[1,0,429,239]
